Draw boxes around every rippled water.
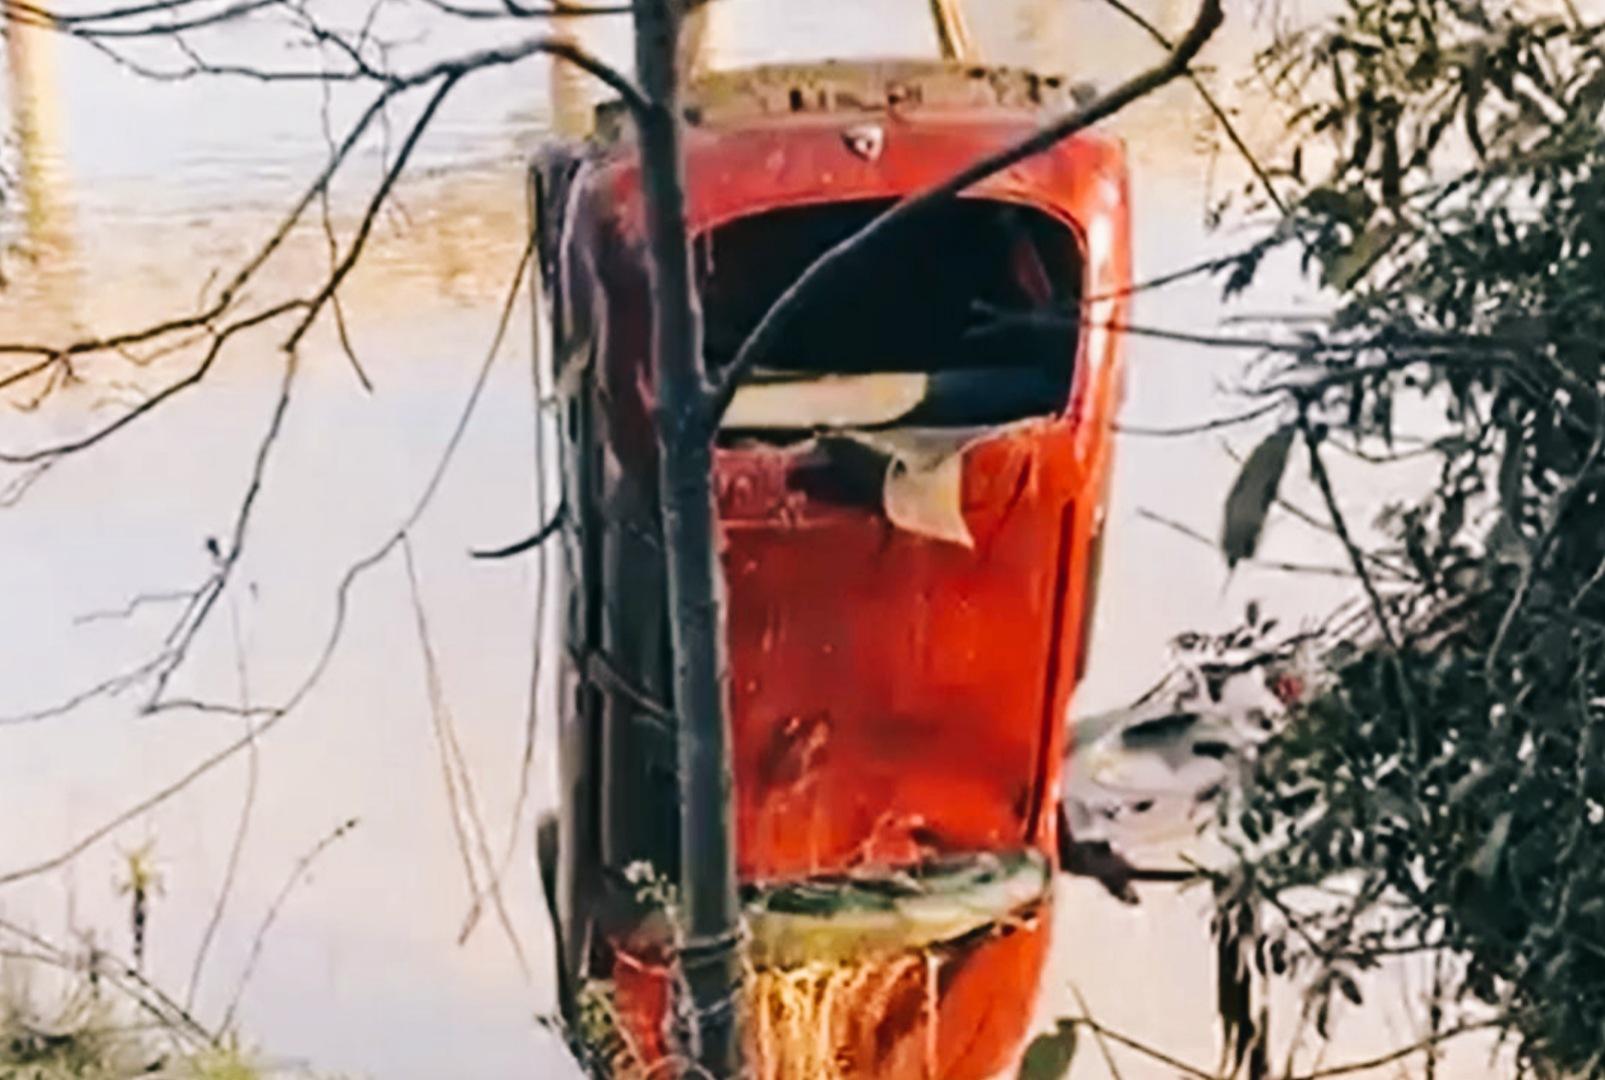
[0,2,1454,1077]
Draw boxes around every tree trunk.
[630,1,745,1076]
[927,0,978,61]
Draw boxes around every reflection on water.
[0,3,1419,1078]
[3,1,78,302]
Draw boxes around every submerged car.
[532,56,1131,1078]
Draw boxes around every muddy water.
[0,2,1472,1078]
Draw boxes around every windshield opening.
[701,198,1083,439]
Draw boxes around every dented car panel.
[539,58,1130,1077]
[719,423,1088,882]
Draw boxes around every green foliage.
[0,979,154,1079]
[1015,1021,1077,1080]
[1219,0,1605,1073]
[1223,425,1298,568]
[0,959,333,1080]
[0,962,241,1080]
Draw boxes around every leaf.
[1016,1022,1078,1080]
[1490,432,1528,557]
[1223,248,1266,298]
[1222,426,1298,569]
[1471,810,1513,882]
[1448,764,1491,805]
[1463,57,1488,159]
[1302,186,1373,228]
[1321,223,1400,290]
[1217,908,1255,1069]
[1380,114,1402,205]
[1440,490,1468,545]
[1335,970,1364,1006]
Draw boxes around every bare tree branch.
[1486,415,1605,674]
[1093,0,1287,215]
[401,534,530,978]
[315,69,377,393]
[1068,982,1127,1080]
[1287,1020,1502,1080]
[15,0,216,26]
[0,33,640,439]
[1117,401,1281,437]
[415,0,630,18]
[2,0,275,36]
[0,229,533,887]
[0,299,307,466]
[470,504,563,558]
[1058,1014,1216,1080]
[73,590,199,626]
[220,816,360,1031]
[0,917,220,1048]
[184,593,260,1011]
[1138,506,1360,578]
[0,707,283,887]
[492,358,555,888]
[1297,412,1403,653]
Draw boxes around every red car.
[534,56,1130,1078]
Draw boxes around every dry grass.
[750,950,938,1080]
[0,959,299,1080]
[578,947,945,1080]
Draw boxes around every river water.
[0,1,1476,1077]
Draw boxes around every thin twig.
[401,536,531,979]
[0,655,173,727]
[1062,1015,1217,1079]
[1082,248,1258,305]
[316,70,376,393]
[146,334,305,706]
[0,462,56,507]
[0,300,306,466]
[0,708,283,888]
[220,817,360,1031]
[1068,982,1127,1080]
[417,555,492,930]
[1138,506,1358,578]
[8,0,276,37]
[73,589,198,626]
[8,0,214,26]
[184,592,260,1010]
[1216,437,1417,582]
[1288,1020,1501,1080]
[471,506,564,558]
[283,70,465,353]
[1297,408,1423,774]
[0,233,534,889]
[492,244,559,890]
[0,33,639,399]
[415,0,630,16]
[1117,401,1280,437]
[1487,417,1605,674]
[0,918,219,1048]
[1296,415,1404,653]
[51,61,486,718]
[1094,0,1288,215]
